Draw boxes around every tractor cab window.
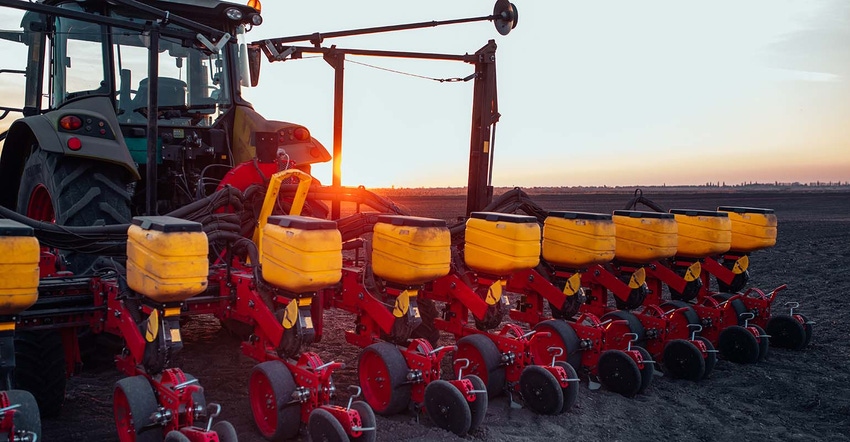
[52,4,111,107]
[112,21,231,127]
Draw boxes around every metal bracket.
[197,32,231,53]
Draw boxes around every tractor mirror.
[248,44,261,87]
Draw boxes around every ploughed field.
[45,189,850,441]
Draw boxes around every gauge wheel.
[530,319,583,371]
[114,376,159,442]
[358,342,411,415]
[249,361,301,440]
[455,334,506,399]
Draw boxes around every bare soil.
[44,189,850,441]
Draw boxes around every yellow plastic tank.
[670,209,732,258]
[127,216,209,302]
[465,212,541,276]
[717,206,777,252]
[612,210,678,263]
[372,215,451,285]
[262,215,342,293]
[0,220,39,315]
[543,211,615,268]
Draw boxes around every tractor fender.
[0,97,141,209]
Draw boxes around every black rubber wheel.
[13,330,66,418]
[424,379,472,436]
[614,284,647,310]
[249,361,301,440]
[474,300,506,331]
[752,324,769,361]
[712,293,748,326]
[660,301,702,330]
[3,390,41,441]
[455,334,505,399]
[694,337,717,379]
[350,401,377,442]
[308,407,348,442]
[798,313,814,348]
[765,314,807,350]
[597,349,642,398]
[601,310,647,347]
[212,421,238,442]
[410,297,441,347]
[165,431,190,442]
[662,339,706,381]
[718,325,760,364]
[114,375,160,442]
[717,258,749,293]
[16,149,132,274]
[553,361,579,412]
[519,365,564,415]
[531,319,583,371]
[669,269,703,302]
[632,346,655,395]
[358,342,412,415]
[463,375,488,433]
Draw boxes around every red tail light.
[293,127,310,141]
[67,137,82,151]
[59,115,83,131]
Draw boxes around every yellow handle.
[253,169,313,258]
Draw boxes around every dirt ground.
[44,189,850,441]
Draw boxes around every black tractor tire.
[17,149,133,274]
[13,330,67,418]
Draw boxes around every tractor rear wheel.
[13,330,66,418]
[17,149,133,274]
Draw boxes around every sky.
[0,1,847,189]
[240,0,850,188]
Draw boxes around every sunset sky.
[0,1,847,189]
[242,0,850,188]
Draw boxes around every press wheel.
[350,401,376,442]
[597,349,641,398]
[632,346,655,394]
[308,407,348,442]
[662,339,706,381]
[765,314,807,350]
[424,379,472,436]
[694,336,717,379]
[718,325,760,364]
[519,365,564,415]
[463,375,488,433]
[553,361,579,412]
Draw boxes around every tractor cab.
[0,0,329,222]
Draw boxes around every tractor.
[0,0,518,439]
